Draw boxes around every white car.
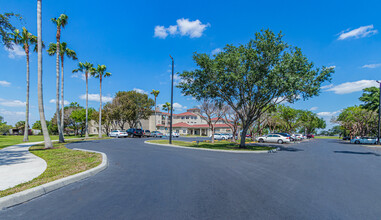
[109,130,128,138]
[350,137,377,144]
[294,134,304,141]
[256,134,291,144]
[165,132,179,137]
[210,133,229,140]
[222,133,233,139]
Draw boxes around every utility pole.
[169,55,174,144]
[377,81,381,145]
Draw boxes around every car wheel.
[259,139,264,143]
[355,140,360,144]
[116,135,119,138]
[277,139,283,144]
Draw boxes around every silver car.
[256,134,291,144]
[350,137,377,144]
[109,130,128,138]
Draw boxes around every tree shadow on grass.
[334,151,380,156]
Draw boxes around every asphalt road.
[1,138,381,219]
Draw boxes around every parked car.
[109,130,128,138]
[256,134,291,144]
[342,136,351,140]
[275,133,294,141]
[307,134,315,139]
[165,132,180,137]
[294,134,304,141]
[143,130,151,137]
[210,133,229,140]
[222,133,233,139]
[126,128,143,138]
[350,137,377,144]
[151,131,163,138]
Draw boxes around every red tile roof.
[159,122,231,128]
[175,112,197,116]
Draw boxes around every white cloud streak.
[338,25,378,40]
[79,94,113,102]
[0,98,26,107]
[133,88,149,95]
[4,43,25,59]
[49,99,69,105]
[317,110,341,117]
[211,48,222,55]
[325,80,379,94]
[154,18,210,39]
[0,81,11,87]
[310,107,318,111]
[362,63,381,69]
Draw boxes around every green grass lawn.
[314,136,341,139]
[147,139,274,151]
[0,138,103,197]
[0,134,100,150]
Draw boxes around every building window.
[183,130,186,133]
[186,116,189,119]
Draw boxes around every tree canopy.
[359,86,379,112]
[178,29,333,147]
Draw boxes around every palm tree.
[162,102,171,127]
[47,42,77,133]
[91,65,111,138]
[150,89,160,130]
[73,62,94,138]
[10,27,37,142]
[37,0,53,149]
[51,13,68,143]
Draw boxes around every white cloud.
[71,73,86,81]
[317,110,341,117]
[79,94,113,102]
[338,25,378,40]
[310,107,318,111]
[327,65,336,69]
[133,88,148,95]
[211,48,222,55]
[362,63,381,69]
[0,98,26,107]
[154,18,210,39]
[5,43,25,59]
[0,81,11,87]
[49,99,69,105]
[154,25,168,39]
[321,84,333,89]
[325,80,379,94]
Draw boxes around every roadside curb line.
[144,141,270,154]
[0,148,108,210]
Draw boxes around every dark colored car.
[307,134,315,139]
[343,136,350,140]
[127,128,143,138]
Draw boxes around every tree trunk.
[56,38,64,142]
[240,126,248,148]
[37,0,53,149]
[85,72,89,138]
[154,97,157,131]
[99,76,102,138]
[23,51,30,142]
[60,56,65,136]
[211,126,215,143]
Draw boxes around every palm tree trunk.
[85,72,89,138]
[154,97,157,131]
[37,0,52,149]
[60,56,64,136]
[99,76,102,138]
[56,40,64,142]
[23,51,30,142]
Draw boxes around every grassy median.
[147,140,275,151]
[0,138,103,197]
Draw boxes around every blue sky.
[1,0,381,129]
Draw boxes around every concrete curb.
[0,148,108,210]
[144,141,270,154]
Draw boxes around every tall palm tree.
[150,89,160,130]
[91,65,111,138]
[51,13,68,143]
[162,102,171,127]
[73,62,93,138]
[10,27,37,142]
[37,0,53,149]
[47,42,77,133]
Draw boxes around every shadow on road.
[277,146,304,152]
[334,151,380,156]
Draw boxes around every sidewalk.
[0,142,47,191]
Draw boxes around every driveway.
[1,138,381,219]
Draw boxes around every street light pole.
[377,81,381,145]
[169,55,174,144]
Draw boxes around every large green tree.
[9,27,38,142]
[0,12,21,49]
[91,65,111,138]
[70,107,95,137]
[51,14,68,143]
[359,87,379,112]
[37,0,53,148]
[47,42,77,132]
[73,62,94,138]
[0,116,12,134]
[178,30,334,147]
